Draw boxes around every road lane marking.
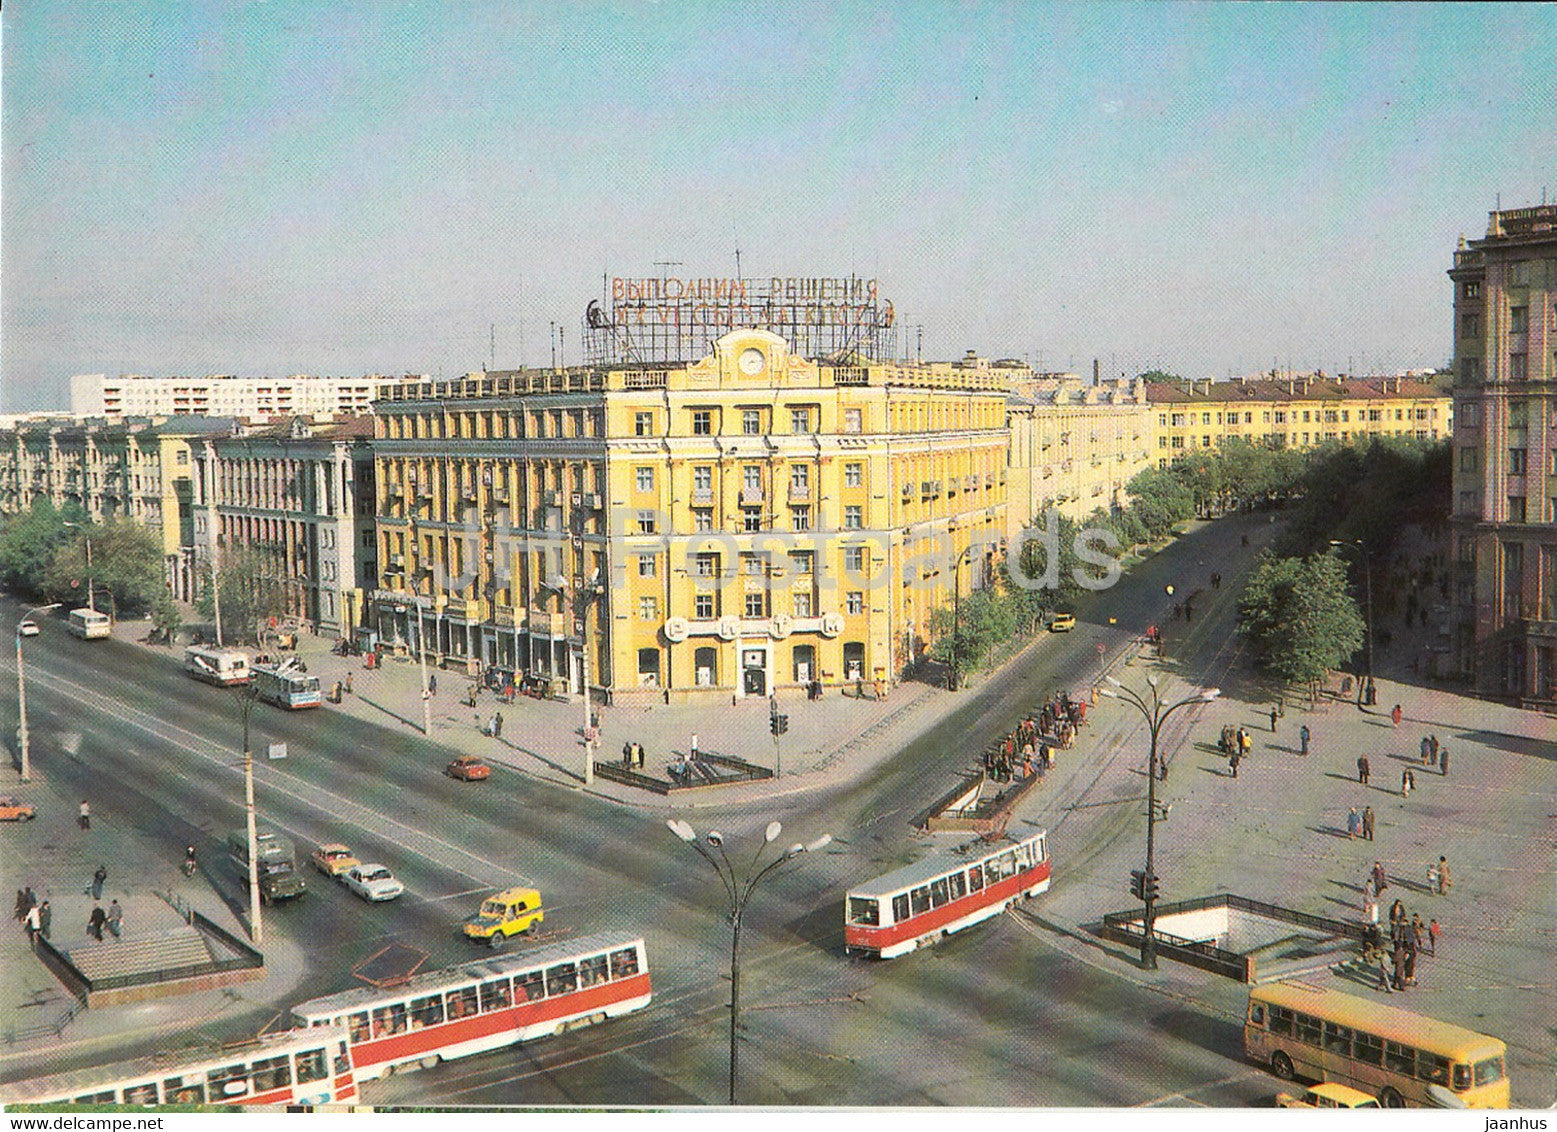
[25,664,533,886]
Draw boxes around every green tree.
[927,586,1021,682]
[0,500,74,598]
[44,519,164,619]
[1238,552,1364,700]
[194,546,290,645]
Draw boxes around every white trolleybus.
[291,931,651,1081]
[844,830,1050,958]
[0,1024,357,1108]
[252,660,322,709]
[184,645,251,687]
[67,607,112,639]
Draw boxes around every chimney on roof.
[1287,379,1295,396]
[1093,358,1099,386]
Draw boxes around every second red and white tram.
[291,931,651,1081]
[0,1025,356,1108]
[844,831,1050,958]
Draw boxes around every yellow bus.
[1245,981,1509,1108]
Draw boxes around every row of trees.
[0,499,290,645]
[925,434,1445,684]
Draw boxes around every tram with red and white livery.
[844,831,1050,958]
[0,1025,356,1108]
[291,931,650,1080]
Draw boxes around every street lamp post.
[232,681,263,945]
[948,543,976,692]
[16,603,62,782]
[62,523,96,612]
[1329,539,1374,702]
[1100,674,1219,969]
[666,819,832,1105]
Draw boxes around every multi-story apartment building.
[0,415,232,600]
[1447,203,1557,703]
[69,373,427,422]
[369,328,1010,703]
[188,416,376,637]
[1007,375,1154,531]
[1147,376,1450,461]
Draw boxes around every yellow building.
[1148,375,1452,462]
[369,328,1010,703]
[1006,375,1155,534]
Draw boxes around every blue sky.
[3,1,1553,410]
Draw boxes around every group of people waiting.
[984,690,1090,783]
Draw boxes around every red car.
[447,755,491,781]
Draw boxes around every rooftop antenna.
[489,323,495,372]
[734,234,742,281]
[654,260,682,283]
[518,278,526,369]
[550,321,557,369]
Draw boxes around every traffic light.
[1130,869,1146,900]
[770,713,789,736]
[1144,872,1160,902]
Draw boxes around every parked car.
[1049,612,1077,632]
[17,620,39,637]
[310,842,360,877]
[462,886,543,948]
[0,796,37,821]
[342,864,405,903]
[447,755,491,781]
[1276,1083,1381,1109]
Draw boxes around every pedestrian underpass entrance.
[1100,893,1363,983]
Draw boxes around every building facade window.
[743,465,762,491]
[691,409,712,436]
[635,467,654,492]
[742,508,763,532]
[789,550,814,574]
[1511,306,1528,334]
[635,411,653,436]
[1509,449,1527,475]
[793,591,812,617]
[742,409,762,435]
[1462,313,1480,338]
[637,554,656,577]
[636,510,656,534]
[694,552,720,577]
[693,508,713,531]
[791,506,811,531]
[843,408,863,433]
[844,462,863,486]
[790,408,811,433]
[846,590,864,614]
[791,464,809,489]
[844,505,863,529]
[1460,448,1478,472]
[1510,354,1528,381]
[1508,496,1526,523]
[844,546,865,573]
[693,465,713,492]
[744,592,768,618]
[639,596,658,621]
[694,593,715,619]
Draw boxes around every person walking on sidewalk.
[87,904,106,941]
[1435,856,1451,894]
[24,902,40,943]
[79,799,91,830]
[635,742,645,769]
[38,900,51,942]
[622,741,634,767]
[1371,861,1388,894]
[1229,749,1241,778]
[1428,734,1440,766]
[1391,704,1403,727]
[1358,755,1371,785]
[1428,918,1441,954]
[428,673,437,696]
[1420,736,1432,765]
[1347,808,1361,838]
[1439,746,1449,777]
[90,865,107,901]
[1269,707,1278,733]
[1299,724,1310,756]
[493,712,503,739]
[106,899,123,939]
[1362,805,1375,841]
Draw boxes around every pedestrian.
[1371,860,1388,894]
[1428,734,1440,766]
[1358,755,1370,785]
[331,680,343,703]
[1411,913,1425,952]
[1362,805,1375,841]
[1377,944,1393,993]
[428,673,436,696]
[1428,917,1440,954]
[1269,707,1278,733]
[38,900,51,942]
[87,904,106,941]
[24,903,41,943]
[623,741,633,767]
[1403,935,1418,986]
[345,672,353,695]
[493,711,503,739]
[107,900,123,939]
[1299,724,1310,756]
[691,733,699,758]
[13,888,26,923]
[24,886,36,912]
[1401,767,1414,797]
[1436,856,1451,894]
[1420,736,1431,764]
[79,799,91,830]
[1239,728,1251,757]
[1229,750,1241,778]
[1391,704,1403,727]
[1362,891,1377,925]
[1346,808,1361,838]
[1391,940,1407,991]
[636,742,646,770]
[1439,746,1449,777]
[90,865,107,901]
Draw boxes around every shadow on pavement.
[1452,730,1555,761]
[1307,825,1354,840]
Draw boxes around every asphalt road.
[4,513,1288,1105]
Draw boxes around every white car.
[343,864,405,902]
[17,620,39,637]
